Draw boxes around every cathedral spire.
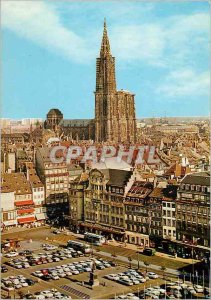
[100,18,111,57]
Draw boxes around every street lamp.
[137,251,140,270]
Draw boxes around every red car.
[41,269,49,275]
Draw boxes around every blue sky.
[2,1,210,119]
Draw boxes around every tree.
[144,261,150,273]
[160,265,167,279]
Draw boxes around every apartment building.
[176,171,210,258]
[81,168,135,241]
[35,147,69,220]
[2,173,35,226]
[125,181,153,247]
[25,162,46,223]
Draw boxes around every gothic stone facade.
[95,21,136,143]
[45,21,137,143]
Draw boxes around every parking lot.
[2,228,209,299]
[2,241,167,299]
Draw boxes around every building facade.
[95,20,136,143]
[176,172,210,258]
[35,147,69,221]
[125,181,153,247]
[80,168,135,241]
[25,162,46,223]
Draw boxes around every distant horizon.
[1,115,209,121]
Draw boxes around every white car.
[106,274,120,281]
[70,269,80,275]
[32,271,43,278]
[65,271,73,276]
[15,264,23,269]
[5,252,19,258]
[15,284,22,289]
[41,291,54,298]
[119,275,129,280]
[194,285,204,293]
[35,295,45,300]
[83,267,92,272]
[147,272,159,279]
[53,257,60,262]
[187,286,196,295]
[20,281,28,287]
[126,294,139,300]
[50,274,60,280]
[130,279,140,285]
[138,277,146,283]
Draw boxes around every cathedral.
[45,20,137,143]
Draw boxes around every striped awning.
[17,216,35,224]
[15,200,34,206]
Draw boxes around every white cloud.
[2,1,94,62]
[110,24,165,65]
[2,1,209,68]
[156,69,210,97]
[109,12,209,67]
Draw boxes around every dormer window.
[196,185,201,192]
[191,185,195,191]
[185,184,190,190]
[202,186,207,193]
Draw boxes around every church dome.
[47,108,63,117]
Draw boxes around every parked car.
[5,251,19,258]
[1,265,8,273]
[26,279,36,286]
[147,272,159,279]
[118,279,133,286]
[143,248,156,256]
[194,285,204,293]
[53,230,61,234]
[19,250,33,256]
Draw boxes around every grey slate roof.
[107,169,133,187]
[181,172,210,186]
[59,119,93,127]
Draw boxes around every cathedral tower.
[95,20,137,143]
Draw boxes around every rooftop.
[2,173,32,195]
[181,171,210,186]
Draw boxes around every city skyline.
[2,1,210,119]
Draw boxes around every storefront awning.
[17,216,35,224]
[3,220,18,226]
[15,200,34,206]
[17,209,35,214]
[36,213,47,220]
[80,222,125,235]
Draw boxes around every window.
[185,184,190,190]
[196,185,201,192]
[191,185,195,191]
